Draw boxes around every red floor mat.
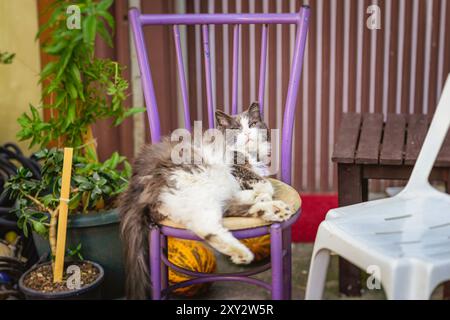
[292,194,338,243]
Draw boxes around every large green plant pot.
[32,209,124,299]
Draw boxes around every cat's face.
[215,102,270,156]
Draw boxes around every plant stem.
[49,208,59,268]
[82,125,98,162]
[23,193,47,213]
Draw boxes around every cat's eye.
[249,122,258,127]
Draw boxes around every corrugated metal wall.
[101,0,450,193]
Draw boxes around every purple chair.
[129,6,310,300]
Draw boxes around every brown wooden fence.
[39,0,450,193]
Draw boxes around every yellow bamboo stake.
[82,125,98,162]
[53,147,73,283]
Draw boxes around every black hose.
[0,143,40,270]
[0,143,42,211]
[0,146,41,179]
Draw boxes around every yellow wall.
[0,0,41,154]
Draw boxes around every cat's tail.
[118,183,156,300]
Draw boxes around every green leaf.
[66,102,76,124]
[41,194,55,207]
[0,52,15,64]
[22,222,28,238]
[97,0,114,11]
[44,40,68,55]
[126,107,146,116]
[68,192,81,210]
[39,61,57,81]
[97,10,115,29]
[70,64,82,84]
[17,113,31,127]
[55,44,75,80]
[30,104,40,119]
[83,15,97,47]
[123,161,132,178]
[73,176,89,184]
[79,181,94,191]
[53,92,67,108]
[104,152,119,168]
[67,82,78,99]
[32,220,47,237]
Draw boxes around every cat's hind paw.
[249,200,294,222]
[230,247,254,265]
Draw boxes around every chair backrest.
[129,7,310,184]
[404,74,450,193]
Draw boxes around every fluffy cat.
[119,102,294,299]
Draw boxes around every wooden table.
[332,113,450,297]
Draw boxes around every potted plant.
[4,0,144,298]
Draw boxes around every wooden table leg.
[337,163,366,296]
[444,282,450,300]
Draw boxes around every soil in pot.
[22,261,99,293]
[20,260,104,299]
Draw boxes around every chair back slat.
[281,8,310,184]
[129,7,310,183]
[258,24,269,117]
[173,25,191,131]
[139,13,302,25]
[231,24,240,115]
[202,25,215,129]
[129,9,162,143]
[405,74,450,192]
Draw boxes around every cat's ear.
[248,102,261,121]
[215,110,233,128]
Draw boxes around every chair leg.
[271,224,284,300]
[305,248,331,300]
[161,234,168,291]
[384,271,432,300]
[444,177,450,300]
[282,227,292,300]
[386,288,430,300]
[149,226,162,300]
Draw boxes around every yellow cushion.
[159,178,301,230]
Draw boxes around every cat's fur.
[119,103,294,299]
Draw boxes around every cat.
[118,102,294,299]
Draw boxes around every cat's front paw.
[249,200,294,222]
[230,247,254,265]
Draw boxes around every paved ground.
[183,242,444,300]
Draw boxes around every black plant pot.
[18,260,104,300]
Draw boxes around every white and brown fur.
[119,103,294,299]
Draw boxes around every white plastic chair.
[305,74,450,300]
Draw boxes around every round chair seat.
[159,178,302,230]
